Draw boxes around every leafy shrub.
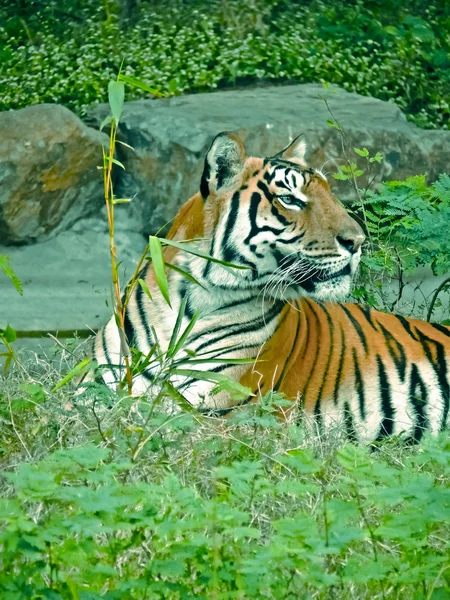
[350,173,450,319]
[0,362,449,598]
[1,0,449,128]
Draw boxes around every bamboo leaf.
[105,156,126,170]
[172,368,253,399]
[99,115,112,132]
[167,297,188,357]
[138,278,153,300]
[118,74,165,97]
[149,236,171,307]
[52,358,92,392]
[163,380,197,413]
[160,238,249,270]
[108,80,125,123]
[166,262,207,289]
[112,197,132,205]
[171,312,199,357]
[115,139,134,150]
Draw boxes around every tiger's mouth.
[279,256,352,286]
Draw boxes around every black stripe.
[270,202,292,227]
[395,314,419,341]
[352,347,366,420]
[340,305,369,354]
[430,322,450,338]
[244,191,284,247]
[315,304,335,404]
[256,179,273,200]
[221,191,241,263]
[200,158,210,199]
[301,301,323,398]
[416,331,449,431]
[357,305,379,331]
[136,279,154,350]
[274,302,302,392]
[375,356,394,440]
[377,322,407,383]
[409,363,428,442]
[124,308,135,347]
[333,326,346,406]
[101,327,118,382]
[193,302,283,354]
[344,401,358,442]
[203,232,216,278]
[277,231,305,244]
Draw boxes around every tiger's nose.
[336,233,365,254]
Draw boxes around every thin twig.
[426,275,450,322]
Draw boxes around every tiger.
[88,132,450,444]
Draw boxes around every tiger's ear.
[200,132,246,198]
[275,135,307,161]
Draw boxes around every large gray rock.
[86,83,450,236]
[0,104,108,244]
[0,217,146,332]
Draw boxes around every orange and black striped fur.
[90,133,450,443]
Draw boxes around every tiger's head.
[185,132,365,302]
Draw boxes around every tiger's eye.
[278,195,295,204]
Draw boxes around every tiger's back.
[242,298,450,443]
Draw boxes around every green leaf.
[149,236,171,307]
[112,197,132,204]
[108,79,125,123]
[138,278,153,300]
[0,325,17,343]
[326,119,340,129]
[354,147,369,157]
[99,115,112,132]
[369,152,383,163]
[52,358,92,392]
[167,297,188,357]
[163,380,196,413]
[333,172,350,181]
[166,262,206,289]
[160,238,249,270]
[0,255,23,295]
[171,368,252,400]
[118,74,164,96]
[19,383,46,403]
[171,312,199,357]
[105,156,126,170]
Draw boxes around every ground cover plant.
[1,0,450,129]
[0,356,449,599]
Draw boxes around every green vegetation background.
[1,0,450,129]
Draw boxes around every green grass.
[1,0,449,129]
[0,344,449,598]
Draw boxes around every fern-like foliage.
[355,174,450,276]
